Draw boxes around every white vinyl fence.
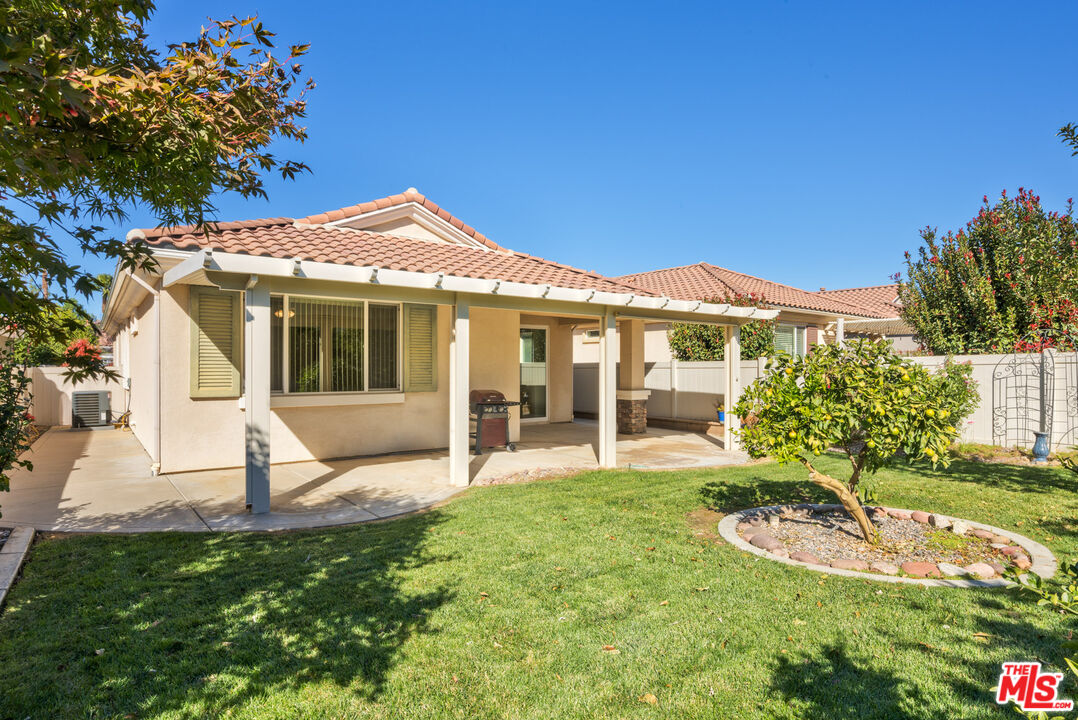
[573,352,1078,450]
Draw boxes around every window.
[270,295,401,393]
[581,328,600,343]
[774,324,806,357]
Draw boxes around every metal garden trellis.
[992,329,1078,457]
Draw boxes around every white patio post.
[244,280,272,513]
[449,297,470,487]
[598,307,617,467]
[723,324,742,451]
[836,317,845,346]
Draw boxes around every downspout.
[129,272,162,475]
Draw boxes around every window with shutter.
[774,324,796,357]
[190,287,242,398]
[403,304,437,392]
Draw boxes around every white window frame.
[775,323,808,357]
[271,293,403,396]
[581,328,600,344]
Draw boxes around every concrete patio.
[2,421,746,533]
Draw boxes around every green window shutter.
[190,287,242,398]
[403,303,437,392]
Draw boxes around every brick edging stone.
[0,526,35,608]
[716,504,1057,588]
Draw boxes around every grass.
[2,455,1078,719]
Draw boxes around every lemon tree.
[734,339,978,543]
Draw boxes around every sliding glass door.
[520,327,548,421]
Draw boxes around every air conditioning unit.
[72,391,111,428]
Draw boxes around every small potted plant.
[716,403,725,423]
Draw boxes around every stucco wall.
[469,307,522,440]
[125,292,157,456]
[159,285,464,472]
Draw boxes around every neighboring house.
[573,262,881,365]
[101,189,776,513]
[816,284,920,353]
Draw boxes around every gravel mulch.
[763,509,1003,566]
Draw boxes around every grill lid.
[469,389,506,404]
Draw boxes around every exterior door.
[520,327,548,421]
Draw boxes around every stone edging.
[0,526,35,608]
[717,504,1057,588]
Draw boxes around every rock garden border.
[717,504,1057,588]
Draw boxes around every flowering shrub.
[900,189,1078,354]
[734,340,979,543]
[668,292,775,360]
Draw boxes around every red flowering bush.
[59,338,111,384]
[668,292,776,360]
[900,189,1078,354]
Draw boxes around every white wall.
[575,351,1078,450]
[29,366,123,427]
[574,359,765,421]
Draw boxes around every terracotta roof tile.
[817,284,902,318]
[137,219,655,296]
[297,189,507,251]
[618,263,879,317]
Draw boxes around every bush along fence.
[573,352,1078,451]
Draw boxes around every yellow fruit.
[788,430,797,438]
[891,428,899,436]
[785,368,794,375]
[925,408,935,417]
[902,373,910,381]
[866,440,876,448]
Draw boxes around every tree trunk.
[800,458,877,544]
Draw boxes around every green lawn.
[2,455,1077,719]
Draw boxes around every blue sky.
[87,1,1078,297]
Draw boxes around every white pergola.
[162,250,779,513]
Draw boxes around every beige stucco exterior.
[108,285,584,474]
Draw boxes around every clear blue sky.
[90,0,1078,296]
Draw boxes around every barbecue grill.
[469,389,520,455]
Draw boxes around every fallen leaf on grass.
[638,693,658,705]
[659,600,669,606]
[602,645,620,654]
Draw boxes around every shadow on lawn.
[0,509,454,718]
[771,641,931,719]
[919,457,1078,495]
[699,476,831,513]
[770,599,1072,720]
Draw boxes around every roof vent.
[819,287,826,291]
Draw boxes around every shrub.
[900,189,1078,354]
[734,339,979,543]
[668,292,775,361]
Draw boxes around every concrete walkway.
[2,421,745,533]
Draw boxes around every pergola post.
[723,324,742,451]
[617,319,650,433]
[449,298,470,487]
[598,307,617,467]
[836,317,845,346]
[244,281,271,513]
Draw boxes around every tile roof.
[816,284,902,319]
[617,263,878,317]
[296,189,506,251]
[137,219,656,296]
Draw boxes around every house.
[101,190,776,513]
[816,284,920,353]
[571,264,915,426]
[573,262,882,366]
